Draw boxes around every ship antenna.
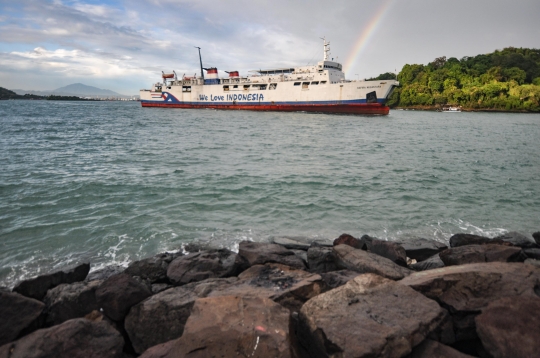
[195,46,204,80]
[320,37,330,61]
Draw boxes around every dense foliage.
[0,87,95,101]
[386,47,540,111]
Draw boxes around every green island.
[371,47,540,112]
[0,87,97,101]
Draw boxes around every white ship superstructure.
[140,39,399,115]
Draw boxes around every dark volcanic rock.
[332,233,365,249]
[207,263,326,312]
[533,231,540,245]
[95,273,152,321]
[238,241,306,269]
[0,292,45,346]
[306,246,339,273]
[523,248,540,260]
[298,274,447,358]
[319,270,360,289]
[494,231,538,248]
[13,262,90,300]
[407,339,475,358]
[271,236,311,250]
[333,244,412,280]
[439,244,525,266]
[401,262,540,347]
[125,252,180,283]
[0,318,124,358]
[140,296,292,358]
[475,296,540,358]
[449,233,511,248]
[166,248,245,286]
[85,265,124,282]
[399,237,448,262]
[44,280,101,326]
[410,254,445,271]
[369,239,408,267]
[125,277,237,354]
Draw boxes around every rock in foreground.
[298,274,447,358]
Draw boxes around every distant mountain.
[12,83,136,99]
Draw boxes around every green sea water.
[1,100,539,287]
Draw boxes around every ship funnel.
[225,71,239,78]
[203,67,220,85]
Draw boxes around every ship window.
[294,82,301,86]
[182,86,191,92]
[243,85,250,90]
[302,82,309,89]
[259,85,267,90]
[269,83,277,90]
[223,85,229,91]
[311,81,319,85]
[320,81,327,84]
[233,85,238,89]
[167,87,171,89]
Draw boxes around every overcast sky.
[1,0,539,95]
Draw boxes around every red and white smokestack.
[204,67,218,79]
[226,71,239,78]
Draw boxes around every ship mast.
[320,37,330,61]
[195,46,204,80]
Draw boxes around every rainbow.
[343,0,394,75]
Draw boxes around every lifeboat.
[162,73,175,79]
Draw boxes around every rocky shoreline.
[1,231,540,357]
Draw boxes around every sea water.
[1,100,539,287]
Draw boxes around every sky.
[0,0,539,95]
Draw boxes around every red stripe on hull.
[141,102,390,115]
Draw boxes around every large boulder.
[333,244,412,280]
[13,262,90,300]
[125,277,237,354]
[271,236,311,250]
[449,233,511,248]
[398,237,448,262]
[125,252,180,283]
[95,273,152,321]
[523,248,540,260]
[493,231,538,248]
[306,246,339,273]
[407,339,475,358]
[0,292,45,346]
[439,244,525,266]
[332,233,365,249]
[369,239,408,267]
[238,241,306,269]
[166,249,245,285]
[85,265,124,282]
[207,263,326,312]
[140,296,292,358]
[44,280,101,326]
[400,262,540,349]
[410,254,445,271]
[0,318,124,358]
[475,296,540,358]
[533,231,540,245]
[298,274,447,358]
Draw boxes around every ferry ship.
[140,39,399,115]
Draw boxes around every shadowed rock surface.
[533,231,540,245]
[319,270,360,289]
[410,254,445,271]
[85,265,124,282]
[238,241,306,269]
[439,244,524,266]
[13,263,90,300]
[166,249,245,286]
[0,292,45,346]
[125,277,237,354]
[0,318,124,358]
[475,296,540,358]
[449,234,512,248]
[44,280,101,326]
[306,246,339,273]
[369,239,408,267]
[95,273,152,321]
[406,339,475,358]
[493,231,538,248]
[140,295,292,358]
[271,237,311,250]
[332,233,365,249]
[125,252,180,283]
[399,238,448,262]
[298,274,447,358]
[333,244,412,280]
